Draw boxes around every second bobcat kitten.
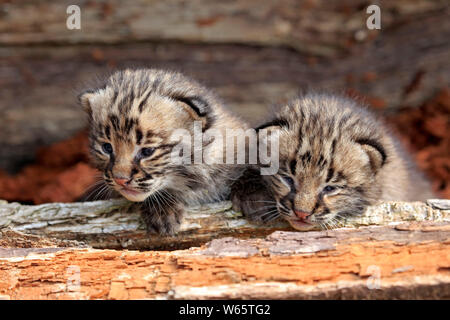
[79,69,247,235]
[232,93,435,230]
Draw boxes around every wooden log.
[0,199,449,250]
[0,222,449,299]
[1,0,447,57]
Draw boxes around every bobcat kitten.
[232,93,435,230]
[79,69,246,235]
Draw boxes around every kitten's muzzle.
[294,210,312,220]
[112,176,141,195]
[113,177,130,187]
[285,210,315,230]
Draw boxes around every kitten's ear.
[175,96,210,130]
[78,90,96,114]
[356,138,387,172]
[175,96,208,120]
[255,118,290,132]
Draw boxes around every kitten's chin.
[287,218,317,231]
[118,188,151,202]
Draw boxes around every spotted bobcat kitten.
[231,93,435,230]
[79,69,246,235]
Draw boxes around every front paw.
[232,190,278,223]
[141,203,184,236]
[231,169,278,223]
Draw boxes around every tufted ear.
[78,90,96,114]
[173,96,210,126]
[175,96,209,117]
[255,117,290,132]
[173,96,211,130]
[356,138,387,173]
[254,117,289,150]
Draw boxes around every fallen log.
[0,222,449,300]
[0,199,449,299]
[0,198,449,250]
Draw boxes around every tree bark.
[0,199,449,250]
[0,199,449,299]
[0,221,449,299]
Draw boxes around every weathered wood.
[0,222,449,299]
[0,199,449,250]
[1,1,447,56]
[1,1,449,172]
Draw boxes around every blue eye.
[102,143,113,154]
[323,185,336,193]
[282,176,295,187]
[141,147,155,158]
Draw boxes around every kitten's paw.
[141,204,184,236]
[232,191,278,223]
[231,168,278,223]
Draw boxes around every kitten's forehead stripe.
[110,114,120,131]
[325,167,334,183]
[289,159,297,174]
[105,125,111,139]
[138,89,153,113]
[123,118,134,135]
[136,128,143,145]
[151,76,162,92]
[317,154,326,169]
[301,151,312,165]
[331,139,337,157]
[111,90,118,105]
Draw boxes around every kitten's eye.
[323,185,337,193]
[282,176,295,188]
[141,147,155,158]
[102,143,113,154]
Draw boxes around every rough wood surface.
[0,222,449,299]
[1,1,444,51]
[0,199,449,250]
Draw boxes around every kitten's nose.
[113,177,129,187]
[294,210,311,220]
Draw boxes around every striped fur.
[80,69,247,235]
[232,93,435,230]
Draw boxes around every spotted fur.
[232,93,435,230]
[80,69,247,235]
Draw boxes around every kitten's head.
[258,94,387,230]
[79,69,215,202]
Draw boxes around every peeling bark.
[0,222,449,299]
[0,199,449,250]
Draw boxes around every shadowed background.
[0,0,448,203]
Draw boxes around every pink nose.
[294,210,311,220]
[113,178,129,187]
